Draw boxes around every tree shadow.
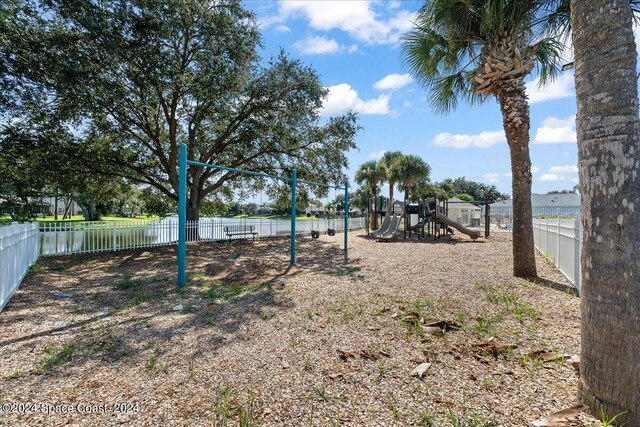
[0,235,362,383]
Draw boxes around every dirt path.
[0,231,585,426]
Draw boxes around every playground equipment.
[375,215,401,241]
[371,197,488,242]
[311,214,320,239]
[176,143,349,287]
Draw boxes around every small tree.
[402,0,565,277]
[380,151,404,214]
[355,160,386,229]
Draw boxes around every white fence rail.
[1,222,39,311]
[532,218,582,292]
[39,216,366,256]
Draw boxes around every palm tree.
[570,0,640,422]
[401,0,565,278]
[391,155,431,202]
[355,160,386,229]
[380,151,404,214]
[390,155,431,236]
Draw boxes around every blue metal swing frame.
[177,143,349,287]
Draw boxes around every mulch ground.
[0,231,596,426]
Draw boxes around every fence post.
[112,221,117,251]
[290,169,296,265]
[556,208,561,267]
[177,143,187,288]
[344,182,349,255]
[574,219,581,293]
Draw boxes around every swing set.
[177,143,349,288]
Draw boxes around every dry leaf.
[474,338,515,356]
[567,355,580,373]
[337,349,356,361]
[530,404,589,426]
[419,326,444,336]
[528,350,568,363]
[473,353,491,364]
[424,320,461,332]
[411,362,431,378]
[328,373,344,381]
[359,350,381,361]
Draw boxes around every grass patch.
[41,342,75,368]
[197,281,272,304]
[476,282,540,322]
[447,410,497,427]
[213,386,260,427]
[146,345,169,374]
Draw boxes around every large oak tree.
[1,0,358,221]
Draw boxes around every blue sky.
[246,0,586,197]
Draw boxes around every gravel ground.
[0,230,593,426]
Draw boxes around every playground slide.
[377,215,401,240]
[435,213,481,240]
[371,214,392,238]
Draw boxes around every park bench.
[223,225,258,242]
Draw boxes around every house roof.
[489,193,581,209]
[446,197,481,210]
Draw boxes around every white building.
[445,197,481,226]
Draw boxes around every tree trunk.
[186,190,202,242]
[370,193,377,230]
[387,182,395,215]
[497,80,537,278]
[571,0,640,422]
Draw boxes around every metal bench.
[223,225,258,242]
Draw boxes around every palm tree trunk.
[497,80,537,278]
[387,182,394,215]
[571,0,640,422]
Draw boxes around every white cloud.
[387,0,402,9]
[276,1,415,45]
[432,130,506,149]
[531,166,540,173]
[321,83,391,116]
[540,174,566,182]
[484,173,500,184]
[293,36,357,55]
[503,172,512,177]
[369,150,386,159]
[274,24,291,33]
[534,115,577,144]
[526,73,575,104]
[373,73,413,90]
[549,165,579,173]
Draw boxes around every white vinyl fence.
[532,218,582,292]
[39,216,366,256]
[1,222,39,311]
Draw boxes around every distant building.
[305,204,325,216]
[488,193,581,223]
[255,206,274,215]
[445,197,481,226]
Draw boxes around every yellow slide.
[435,213,481,240]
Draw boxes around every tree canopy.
[0,0,359,220]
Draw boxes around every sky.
[245,0,637,198]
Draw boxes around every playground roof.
[489,193,581,209]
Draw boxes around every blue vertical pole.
[344,181,349,254]
[290,169,297,265]
[177,144,187,287]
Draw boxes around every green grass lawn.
[230,214,331,221]
[36,215,161,223]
